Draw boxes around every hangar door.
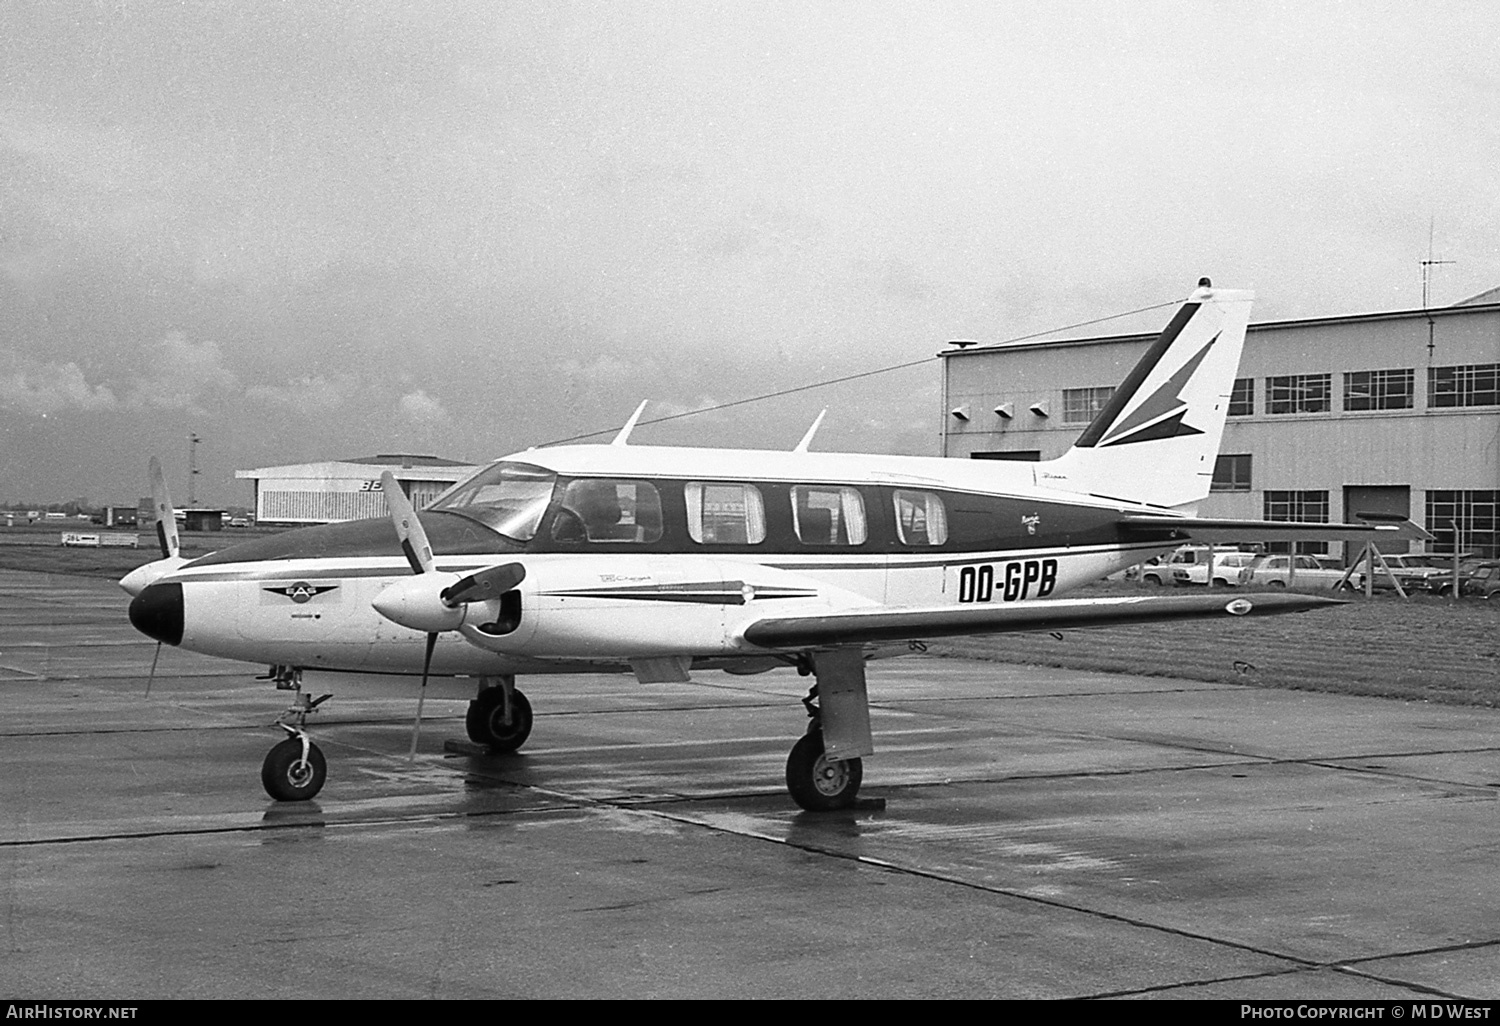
[1343,485,1410,561]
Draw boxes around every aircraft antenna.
[792,409,827,453]
[611,400,649,446]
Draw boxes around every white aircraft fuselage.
[129,444,1185,676]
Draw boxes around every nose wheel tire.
[262,737,327,801]
[465,686,533,753]
[786,730,862,811]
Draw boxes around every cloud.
[0,332,241,419]
[244,374,357,410]
[397,389,450,427]
[123,332,240,415]
[0,360,118,415]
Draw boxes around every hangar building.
[939,289,1500,559]
[236,454,480,525]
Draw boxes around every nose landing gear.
[260,666,331,801]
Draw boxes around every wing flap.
[742,592,1342,649]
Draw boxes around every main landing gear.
[465,675,533,753]
[784,650,874,812]
[260,666,330,802]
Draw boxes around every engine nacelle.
[370,573,468,634]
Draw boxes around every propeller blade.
[441,562,526,606]
[408,631,438,761]
[144,641,162,698]
[380,471,434,575]
[149,457,180,559]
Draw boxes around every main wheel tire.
[1268,579,1286,588]
[785,730,862,811]
[261,738,327,801]
[1142,574,1163,586]
[465,687,533,752]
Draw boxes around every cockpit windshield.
[428,462,557,541]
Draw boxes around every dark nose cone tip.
[129,582,184,646]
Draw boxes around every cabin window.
[791,486,866,546]
[686,483,766,544]
[550,479,663,543]
[429,461,556,541]
[893,490,948,546]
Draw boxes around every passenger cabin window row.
[549,479,949,549]
[431,461,1123,552]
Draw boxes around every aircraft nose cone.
[129,582,184,646]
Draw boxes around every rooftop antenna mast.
[187,433,202,507]
[1420,218,1454,360]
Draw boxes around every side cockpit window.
[551,479,663,543]
[893,489,948,546]
[792,485,866,546]
[686,482,765,545]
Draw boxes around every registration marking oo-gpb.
[957,559,1059,603]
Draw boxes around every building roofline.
[937,298,1500,358]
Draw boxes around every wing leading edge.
[742,592,1342,649]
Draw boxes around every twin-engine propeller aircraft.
[124,281,1418,810]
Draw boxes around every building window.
[686,482,766,545]
[1228,378,1254,417]
[1264,490,1329,555]
[1429,364,1500,408]
[791,486,866,546]
[1344,369,1414,411]
[893,490,948,546]
[1266,374,1331,414]
[1062,386,1115,424]
[1211,454,1252,492]
[1425,490,1499,559]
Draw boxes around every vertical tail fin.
[1038,282,1254,510]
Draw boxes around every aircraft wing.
[1118,514,1433,543]
[741,592,1340,649]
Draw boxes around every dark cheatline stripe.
[543,590,746,605]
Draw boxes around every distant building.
[940,289,1500,559]
[235,454,481,525]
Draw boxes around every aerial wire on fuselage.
[535,295,1184,448]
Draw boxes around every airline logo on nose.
[266,581,340,604]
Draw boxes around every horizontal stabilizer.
[1118,515,1434,543]
[742,592,1341,650]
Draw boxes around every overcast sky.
[2,1,1496,507]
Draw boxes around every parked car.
[1129,555,1171,586]
[1462,562,1500,599]
[1240,553,1350,589]
[1172,550,1257,587]
[1425,559,1500,599]
[1350,553,1447,593]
